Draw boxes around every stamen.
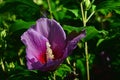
[46,42,54,61]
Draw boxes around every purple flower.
[21,18,85,71]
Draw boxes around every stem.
[80,2,85,24]
[73,62,79,80]
[73,62,76,75]
[85,11,87,22]
[53,72,56,80]
[86,11,95,23]
[85,42,90,80]
[18,47,24,65]
[66,57,71,65]
[1,58,5,71]
[47,0,53,19]
[80,2,90,80]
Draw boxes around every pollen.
[46,42,54,61]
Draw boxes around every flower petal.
[39,59,64,71]
[21,28,48,69]
[39,30,86,71]
[64,30,86,57]
[34,18,66,59]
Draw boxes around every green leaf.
[83,26,99,41]
[91,5,96,12]
[53,7,67,20]
[97,0,120,11]
[33,0,43,5]
[63,25,84,34]
[55,64,71,78]
[10,19,35,32]
[0,29,6,39]
[76,59,85,79]
[0,0,39,21]
[114,9,120,14]
[68,9,79,17]
[5,0,38,8]
[96,38,105,47]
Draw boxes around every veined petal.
[21,28,48,68]
[34,18,66,39]
[48,19,66,59]
[34,18,66,59]
[34,18,49,38]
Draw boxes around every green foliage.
[76,59,86,79]
[84,26,99,41]
[68,9,79,18]
[0,0,40,21]
[63,25,84,34]
[97,0,120,10]
[55,64,72,79]
[0,0,120,80]
[10,19,35,32]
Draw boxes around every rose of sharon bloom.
[21,18,85,71]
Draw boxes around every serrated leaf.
[10,19,35,32]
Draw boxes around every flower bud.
[85,0,91,10]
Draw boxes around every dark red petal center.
[38,53,46,64]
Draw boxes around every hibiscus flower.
[21,18,85,71]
